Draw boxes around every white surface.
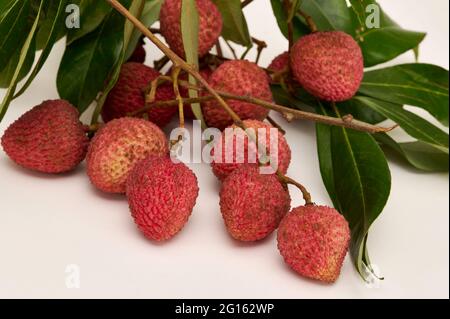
[0,0,448,299]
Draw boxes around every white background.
[0,0,448,299]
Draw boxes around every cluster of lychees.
[0,0,366,283]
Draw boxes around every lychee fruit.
[126,156,199,241]
[160,0,223,58]
[290,31,364,102]
[268,51,289,72]
[202,60,272,130]
[101,62,176,127]
[277,205,351,283]
[86,118,168,194]
[220,166,291,241]
[211,119,291,181]
[1,99,88,173]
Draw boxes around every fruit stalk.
[130,81,396,134]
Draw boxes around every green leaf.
[355,96,449,154]
[270,0,309,41]
[0,38,35,88]
[316,103,391,281]
[0,0,43,121]
[375,133,449,172]
[350,0,426,67]
[35,0,69,50]
[0,0,31,73]
[212,0,252,47]
[124,0,163,61]
[57,8,126,112]
[66,0,112,45]
[337,97,387,125]
[14,0,68,98]
[181,0,204,122]
[300,0,354,34]
[91,0,145,124]
[358,27,426,67]
[359,63,449,127]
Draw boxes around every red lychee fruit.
[268,51,289,72]
[211,119,291,181]
[160,0,223,58]
[202,60,272,130]
[290,31,364,102]
[126,156,199,241]
[220,166,291,241]
[101,62,176,127]
[86,118,168,194]
[277,205,351,283]
[1,99,88,173]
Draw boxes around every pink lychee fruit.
[101,62,176,127]
[211,119,291,181]
[86,118,168,194]
[290,31,364,102]
[268,51,289,72]
[160,0,223,58]
[126,156,199,241]
[220,165,291,241]
[1,99,88,173]
[277,205,351,283]
[202,60,272,130]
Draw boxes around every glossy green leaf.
[0,38,35,88]
[316,103,391,281]
[124,0,163,61]
[181,0,204,122]
[35,0,69,50]
[0,0,42,121]
[359,63,449,127]
[375,133,449,172]
[66,0,112,45]
[91,0,145,124]
[358,27,425,67]
[57,9,126,112]
[350,0,425,67]
[337,97,387,125]
[300,0,354,34]
[0,0,31,73]
[354,96,449,154]
[14,0,68,98]
[213,0,252,47]
[270,0,309,41]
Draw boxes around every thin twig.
[283,0,294,50]
[298,9,318,33]
[278,173,313,205]
[251,37,267,64]
[149,27,160,34]
[241,0,253,8]
[154,55,170,71]
[223,39,238,59]
[266,115,286,135]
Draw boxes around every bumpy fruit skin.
[202,60,272,130]
[291,31,364,102]
[1,99,88,173]
[268,51,289,72]
[160,0,222,57]
[126,156,199,241]
[86,118,168,194]
[220,166,290,241]
[211,120,291,181]
[277,205,351,283]
[101,63,176,127]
